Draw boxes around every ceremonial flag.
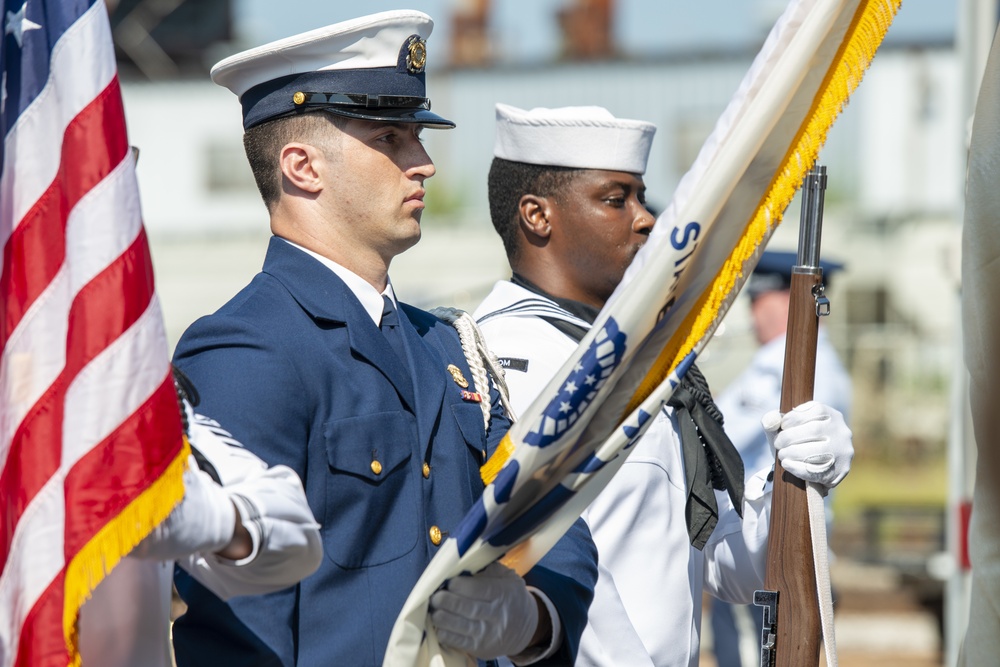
[384,1,901,664]
[959,19,1000,665]
[0,1,188,664]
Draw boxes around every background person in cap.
[715,250,852,505]
[472,104,855,666]
[170,12,596,667]
[710,249,852,666]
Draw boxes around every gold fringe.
[624,0,900,417]
[481,434,515,486]
[63,436,190,666]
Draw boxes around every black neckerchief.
[510,273,598,341]
[666,363,745,550]
[510,273,745,550]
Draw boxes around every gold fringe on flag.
[481,436,514,486]
[63,436,190,666]
[624,0,901,418]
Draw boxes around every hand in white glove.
[763,400,854,491]
[131,455,236,561]
[429,561,540,660]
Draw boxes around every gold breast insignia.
[446,363,469,388]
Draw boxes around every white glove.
[430,561,539,660]
[763,400,854,491]
[131,455,236,561]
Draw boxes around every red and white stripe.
[0,3,183,665]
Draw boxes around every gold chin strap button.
[292,91,306,105]
[370,460,383,475]
[429,525,443,546]
[422,462,431,478]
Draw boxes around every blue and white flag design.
[523,318,627,449]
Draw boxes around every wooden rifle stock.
[757,166,829,666]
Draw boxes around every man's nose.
[634,204,656,232]
[409,141,436,179]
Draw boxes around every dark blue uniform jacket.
[171,237,596,666]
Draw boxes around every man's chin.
[393,225,422,255]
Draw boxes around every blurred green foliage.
[832,455,947,521]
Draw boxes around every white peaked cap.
[209,10,453,130]
[493,103,657,174]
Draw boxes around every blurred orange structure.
[557,0,614,60]
[449,0,615,67]
[450,0,491,67]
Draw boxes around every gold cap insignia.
[446,363,469,388]
[406,36,427,73]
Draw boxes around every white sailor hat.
[211,10,454,130]
[493,103,656,174]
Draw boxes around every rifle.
[753,165,832,666]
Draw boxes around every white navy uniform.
[474,280,772,667]
[78,409,322,667]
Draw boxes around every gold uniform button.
[429,525,442,545]
[370,460,383,475]
[422,462,431,478]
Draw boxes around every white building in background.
[126,43,964,440]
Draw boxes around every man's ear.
[279,142,324,194]
[518,194,553,241]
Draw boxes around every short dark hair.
[243,112,348,211]
[487,157,580,262]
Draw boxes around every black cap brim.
[321,106,455,128]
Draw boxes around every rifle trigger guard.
[813,284,831,317]
[753,589,779,667]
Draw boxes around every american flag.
[0,1,188,664]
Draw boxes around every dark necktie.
[667,364,746,550]
[380,295,408,367]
